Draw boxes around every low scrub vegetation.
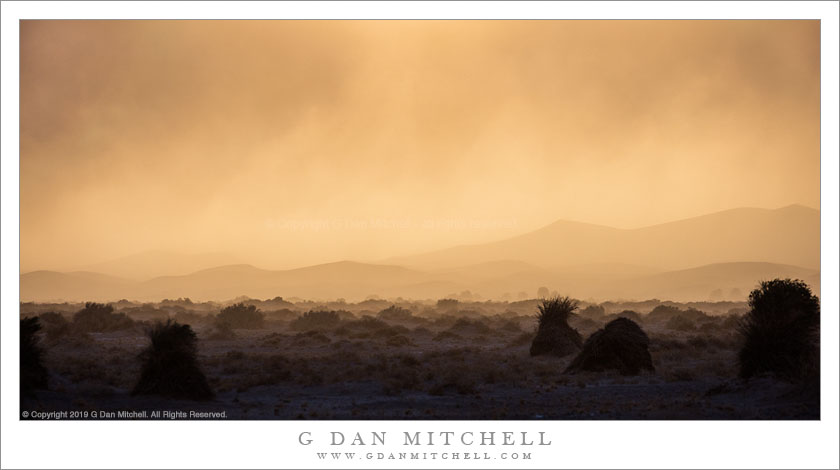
[72,302,134,332]
[290,310,342,331]
[216,303,265,329]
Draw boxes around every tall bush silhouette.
[738,279,820,382]
[132,320,213,400]
[21,317,48,397]
[530,296,582,357]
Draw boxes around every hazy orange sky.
[20,20,820,272]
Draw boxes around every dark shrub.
[207,321,236,340]
[378,305,413,322]
[294,330,331,344]
[646,304,682,322]
[509,331,534,347]
[436,298,459,311]
[290,310,341,331]
[565,318,654,375]
[346,315,389,331]
[529,297,582,358]
[499,319,522,332]
[386,335,413,347]
[39,311,70,341]
[216,303,264,329]
[132,320,213,400]
[372,324,410,338]
[333,309,357,321]
[579,304,606,320]
[606,310,642,323]
[570,316,599,332]
[72,302,134,332]
[172,310,207,326]
[38,311,67,326]
[682,307,711,322]
[433,331,461,342]
[698,320,722,333]
[738,279,820,382]
[263,308,298,322]
[722,313,741,329]
[666,315,696,332]
[448,318,491,335]
[21,317,48,397]
[123,306,168,322]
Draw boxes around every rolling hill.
[20,271,135,303]
[74,250,243,280]
[20,260,819,303]
[20,206,821,302]
[387,205,820,271]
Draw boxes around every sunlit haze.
[21,20,819,273]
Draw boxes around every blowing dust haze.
[15,17,828,428]
[21,20,819,278]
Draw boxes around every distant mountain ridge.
[20,206,821,302]
[74,250,243,280]
[387,205,819,270]
[20,260,819,303]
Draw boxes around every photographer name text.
[299,431,551,447]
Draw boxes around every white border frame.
[2,2,838,469]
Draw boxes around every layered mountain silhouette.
[74,250,243,280]
[388,205,819,270]
[20,205,820,302]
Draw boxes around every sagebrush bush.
[172,311,208,326]
[207,321,236,340]
[448,318,491,335]
[386,334,413,347]
[499,319,522,332]
[738,279,820,382]
[72,302,134,332]
[291,310,341,331]
[132,320,213,400]
[646,304,682,322]
[21,317,48,397]
[346,315,389,331]
[436,299,459,311]
[216,303,264,329]
[509,331,533,347]
[378,305,413,322]
[681,307,711,322]
[433,331,461,342]
[613,310,643,323]
[38,311,70,342]
[666,315,696,332]
[294,330,332,344]
[263,308,298,322]
[578,304,606,320]
[565,318,654,375]
[530,297,582,358]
